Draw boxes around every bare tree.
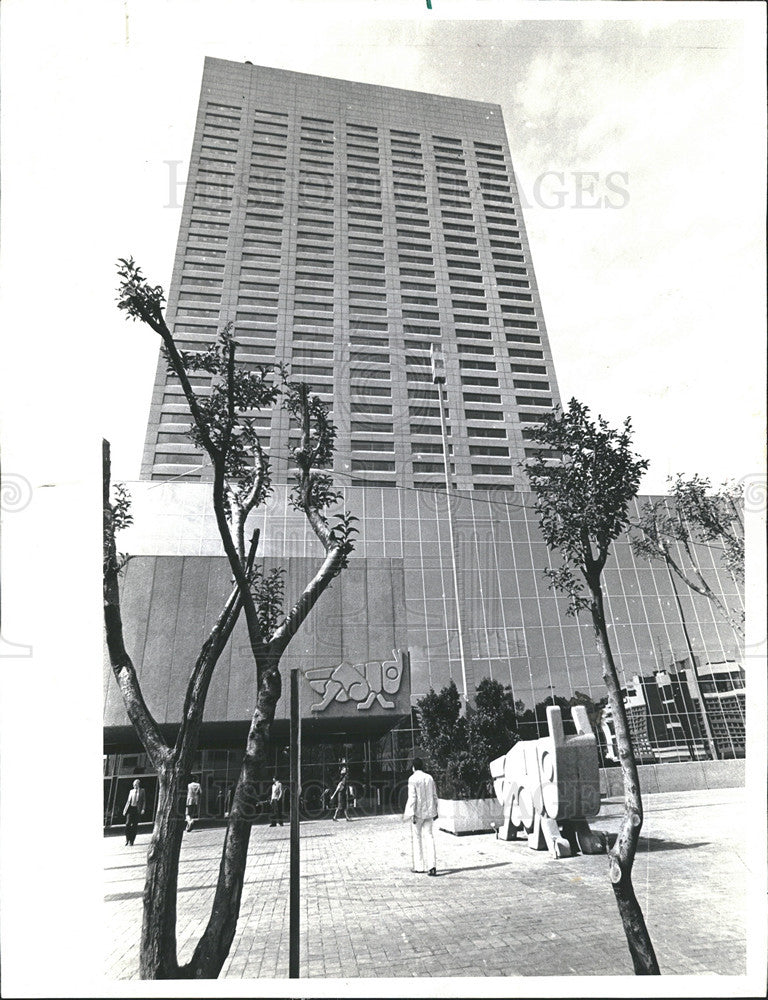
[523,398,659,976]
[104,258,357,978]
[630,474,744,638]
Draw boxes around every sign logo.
[306,649,406,712]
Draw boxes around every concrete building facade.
[142,58,561,491]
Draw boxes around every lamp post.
[289,666,300,977]
[430,343,469,711]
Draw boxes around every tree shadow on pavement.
[604,833,710,852]
[433,862,512,876]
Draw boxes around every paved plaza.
[105,786,749,981]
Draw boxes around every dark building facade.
[104,483,745,824]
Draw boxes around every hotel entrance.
[103,713,420,829]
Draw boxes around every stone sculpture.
[490,704,607,858]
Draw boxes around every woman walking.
[330,766,351,821]
[185,775,202,832]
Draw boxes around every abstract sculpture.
[306,649,405,712]
[490,705,607,858]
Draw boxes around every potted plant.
[415,678,519,835]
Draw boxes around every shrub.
[415,678,519,799]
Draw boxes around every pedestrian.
[403,757,439,876]
[123,779,146,846]
[185,775,202,832]
[224,782,236,818]
[330,766,351,821]
[320,786,331,814]
[269,776,285,827]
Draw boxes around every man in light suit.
[403,757,439,876]
[123,779,146,846]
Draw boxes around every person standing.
[403,757,439,875]
[185,775,202,832]
[123,779,146,846]
[330,766,351,821]
[269,777,285,827]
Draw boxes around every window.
[459,359,496,372]
[412,441,447,455]
[350,402,392,414]
[510,363,546,375]
[399,254,434,266]
[469,445,509,457]
[464,408,504,421]
[500,304,535,316]
[351,421,394,433]
[350,335,390,347]
[402,295,437,307]
[291,364,334,378]
[454,315,490,326]
[468,425,507,438]
[457,342,494,356]
[507,348,544,359]
[506,333,541,344]
[350,384,392,396]
[351,459,395,471]
[293,347,333,360]
[410,424,444,436]
[456,331,492,344]
[516,395,552,407]
[351,350,390,364]
[401,280,436,292]
[174,324,216,335]
[180,277,223,288]
[352,440,395,452]
[463,392,501,404]
[471,463,512,475]
[292,330,333,343]
[503,319,539,330]
[294,299,332,312]
[403,309,439,321]
[155,453,203,466]
[452,299,486,311]
[293,316,333,327]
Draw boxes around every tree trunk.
[184,664,282,978]
[139,765,187,979]
[589,579,660,975]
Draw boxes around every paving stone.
[104,787,748,980]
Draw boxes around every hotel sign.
[306,649,409,714]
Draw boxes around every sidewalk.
[104,787,749,979]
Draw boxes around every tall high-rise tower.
[142,58,561,490]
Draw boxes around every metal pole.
[289,667,300,978]
[665,559,719,761]
[436,377,470,711]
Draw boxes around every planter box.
[437,797,503,836]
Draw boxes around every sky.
[0,3,765,993]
